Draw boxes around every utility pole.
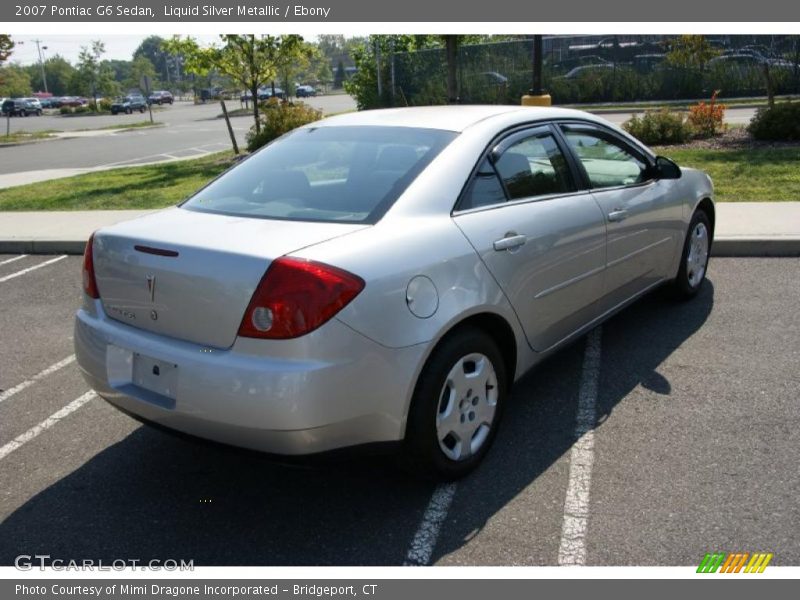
[32,39,48,93]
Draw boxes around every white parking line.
[0,391,96,461]
[0,255,67,283]
[404,482,457,566]
[0,355,76,405]
[0,255,28,266]
[557,327,603,566]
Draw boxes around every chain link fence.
[388,35,800,106]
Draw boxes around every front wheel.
[671,210,711,299]
[402,327,507,480]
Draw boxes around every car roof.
[310,105,611,133]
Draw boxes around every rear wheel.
[402,327,507,480]
[671,209,711,299]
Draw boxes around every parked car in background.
[111,95,147,115]
[559,63,618,79]
[148,90,174,105]
[633,53,667,72]
[550,54,609,73]
[23,98,43,112]
[709,53,794,71]
[75,106,714,480]
[1,98,43,116]
[295,85,317,98]
[258,87,285,100]
[58,96,87,107]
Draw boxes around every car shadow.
[431,280,715,564]
[0,281,714,566]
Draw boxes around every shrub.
[97,98,113,113]
[73,105,89,114]
[59,106,73,115]
[748,101,800,141]
[688,91,726,138]
[623,109,693,145]
[245,101,322,152]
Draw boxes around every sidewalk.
[0,203,798,256]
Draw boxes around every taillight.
[82,232,100,299]
[238,257,364,339]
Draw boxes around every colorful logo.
[697,552,773,573]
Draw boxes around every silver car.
[75,106,714,480]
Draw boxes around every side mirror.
[654,155,682,179]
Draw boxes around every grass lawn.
[0,152,235,211]
[77,121,164,132]
[0,144,796,210]
[654,146,800,202]
[0,130,57,144]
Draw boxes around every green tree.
[276,40,317,98]
[666,35,721,69]
[345,35,443,109]
[74,41,119,106]
[0,34,14,65]
[334,60,346,88]
[165,34,304,133]
[133,35,171,82]
[26,55,75,95]
[0,64,32,97]
[127,55,158,92]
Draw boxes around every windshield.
[182,125,457,224]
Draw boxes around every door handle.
[607,208,628,222]
[493,234,527,251]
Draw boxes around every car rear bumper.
[74,299,426,455]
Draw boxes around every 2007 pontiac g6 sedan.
[75,105,714,480]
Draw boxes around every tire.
[402,326,508,480]
[140,107,145,113]
[671,209,712,299]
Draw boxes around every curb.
[712,237,800,257]
[3,238,799,257]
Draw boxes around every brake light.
[82,232,100,299]
[238,257,365,339]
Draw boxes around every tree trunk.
[762,63,775,108]
[252,82,260,134]
[445,35,459,104]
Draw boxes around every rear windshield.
[182,125,457,224]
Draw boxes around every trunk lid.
[93,207,366,349]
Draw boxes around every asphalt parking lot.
[0,95,358,181]
[0,254,798,566]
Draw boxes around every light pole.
[32,39,49,93]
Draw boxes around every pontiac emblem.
[146,274,156,302]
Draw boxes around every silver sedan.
[75,105,714,480]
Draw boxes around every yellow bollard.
[521,94,552,107]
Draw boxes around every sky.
[7,35,233,66]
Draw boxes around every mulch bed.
[664,126,800,150]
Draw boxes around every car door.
[558,122,682,305]
[453,124,607,352]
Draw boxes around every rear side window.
[494,132,574,200]
[183,126,457,224]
